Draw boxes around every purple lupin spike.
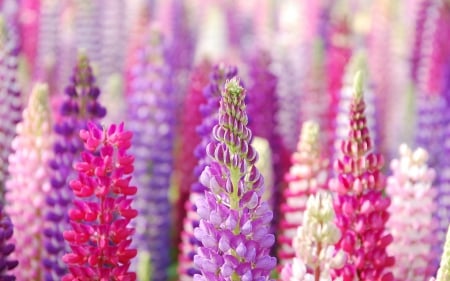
[0,16,22,196]
[193,78,277,281]
[127,31,175,281]
[43,54,106,281]
[178,64,238,280]
[0,204,18,281]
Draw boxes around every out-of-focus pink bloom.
[6,84,53,280]
[387,144,437,280]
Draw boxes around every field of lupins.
[0,0,450,280]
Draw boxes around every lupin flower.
[0,204,18,280]
[178,64,238,279]
[330,72,395,281]
[44,54,106,280]
[193,78,277,281]
[62,122,137,280]
[386,144,437,280]
[413,1,450,269]
[272,1,306,153]
[280,191,345,281]
[0,16,22,195]
[431,225,450,281]
[5,84,53,280]
[278,121,329,266]
[127,30,174,281]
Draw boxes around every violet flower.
[280,191,345,281]
[127,31,175,281]
[5,84,53,280]
[330,72,395,281]
[413,2,450,269]
[278,121,329,266]
[193,78,277,280]
[0,16,22,196]
[62,122,137,280]
[44,54,106,280]
[0,204,18,281]
[34,0,59,87]
[386,144,437,280]
[178,63,238,279]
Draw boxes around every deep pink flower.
[330,72,395,281]
[62,122,137,281]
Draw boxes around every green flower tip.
[225,78,244,99]
[137,251,152,281]
[348,50,367,75]
[302,121,319,142]
[353,70,364,100]
[0,15,7,45]
[31,83,49,106]
[76,49,90,67]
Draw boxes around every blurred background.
[1,0,450,280]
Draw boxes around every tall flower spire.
[278,121,329,266]
[280,191,345,281]
[193,78,276,280]
[178,64,238,279]
[386,144,437,280]
[127,30,175,281]
[6,84,53,280]
[44,54,106,280]
[62,122,137,280]
[0,15,22,196]
[331,72,395,281]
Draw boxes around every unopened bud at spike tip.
[353,71,364,100]
[225,78,243,96]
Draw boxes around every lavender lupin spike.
[98,0,125,84]
[272,2,306,153]
[0,16,21,197]
[43,54,106,281]
[413,0,450,268]
[193,78,277,281]
[74,0,100,63]
[34,0,60,86]
[178,64,238,280]
[128,31,174,281]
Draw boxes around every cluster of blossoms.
[127,30,174,281]
[386,144,437,280]
[0,15,21,193]
[278,121,329,265]
[330,72,394,281]
[62,122,137,280]
[5,84,53,280]
[281,191,345,281]
[193,78,276,280]
[44,54,106,280]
